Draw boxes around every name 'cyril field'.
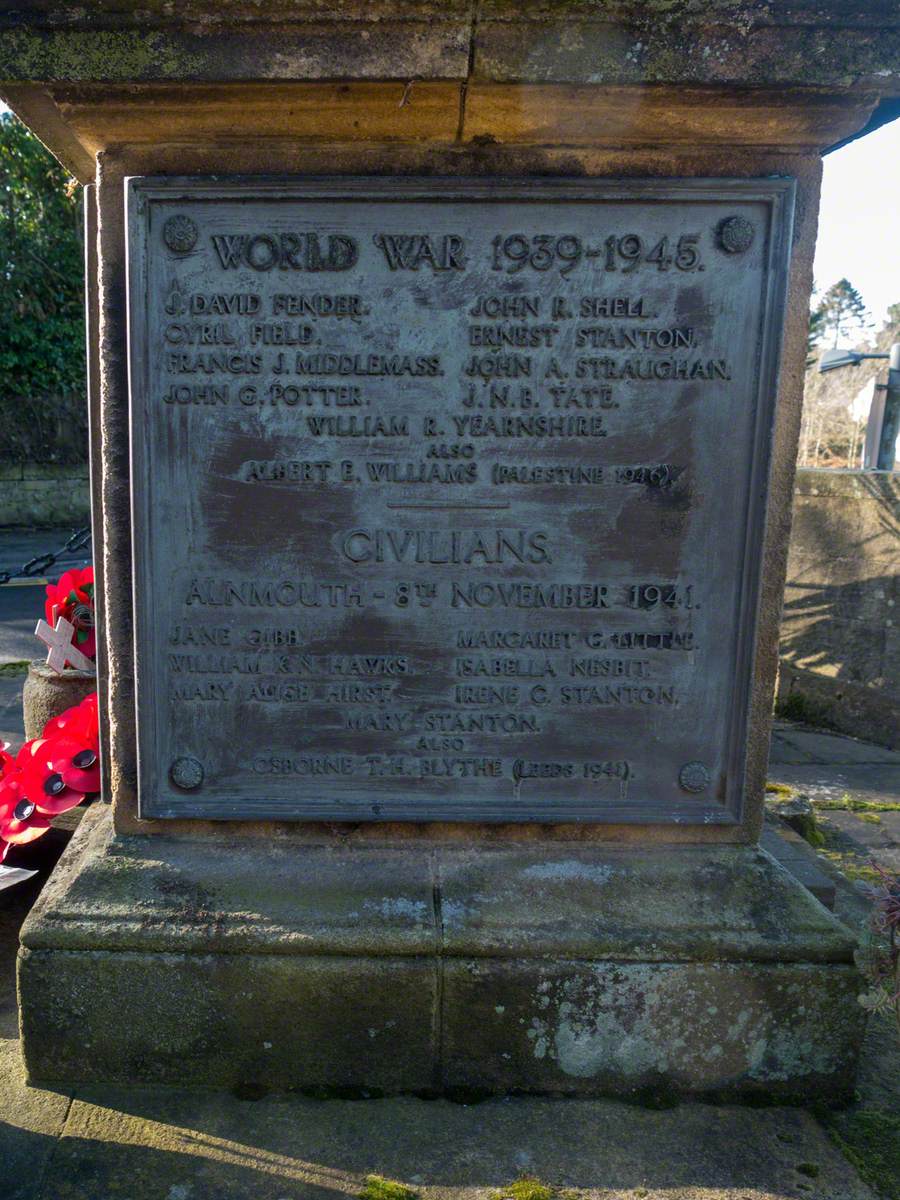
[129,178,792,823]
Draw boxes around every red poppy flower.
[0,692,103,861]
[43,693,99,748]
[45,566,95,661]
[0,742,15,780]
[50,735,100,794]
[0,771,51,844]
[17,737,92,815]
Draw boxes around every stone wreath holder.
[23,660,96,742]
[3,0,898,1100]
[26,610,96,739]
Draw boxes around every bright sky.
[814,118,900,327]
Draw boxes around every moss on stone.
[818,850,882,886]
[361,1176,418,1200]
[815,795,900,814]
[796,1162,820,1178]
[1,4,896,90]
[766,782,794,797]
[765,792,824,847]
[795,812,825,847]
[826,1108,900,1200]
[0,29,203,82]
[815,818,885,885]
[491,1178,556,1200]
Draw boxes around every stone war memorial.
[1,1,898,1100]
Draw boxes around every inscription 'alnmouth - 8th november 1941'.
[129,180,791,821]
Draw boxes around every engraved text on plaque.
[127,178,793,822]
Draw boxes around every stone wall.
[778,468,900,748]
[0,463,90,527]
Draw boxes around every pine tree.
[813,278,871,347]
[807,302,825,366]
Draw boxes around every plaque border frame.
[126,175,795,824]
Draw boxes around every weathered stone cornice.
[0,4,896,179]
[0,2,898,89]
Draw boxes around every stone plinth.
[4,0,898,1098]
[20,805,864,1099]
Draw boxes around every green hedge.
[0,113,86,464]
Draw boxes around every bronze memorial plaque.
[127,178,794,822]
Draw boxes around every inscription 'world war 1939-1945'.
[129,178,793,822]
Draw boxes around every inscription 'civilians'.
[128,178,794,822]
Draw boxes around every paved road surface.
[769,719,900,875]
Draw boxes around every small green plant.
[491,1179,556,1200]
[0,660,29,676]
[775,691,834,730]
[361,1176,418,1200]
[796,1163,820,1178]
[855,864,900,1035]
[766,781,794,796]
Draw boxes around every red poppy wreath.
[0,692,100,865]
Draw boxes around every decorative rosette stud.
[715,216,754,255]
[678,761,711,793]
[170,756,204,791]
[163,214,198,254]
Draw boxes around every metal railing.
[0,527,92,585]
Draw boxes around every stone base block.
[18,807,866,1099]
[20,949,436,1092]
[442,959,862,1100]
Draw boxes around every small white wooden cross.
[35,616,95,674]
